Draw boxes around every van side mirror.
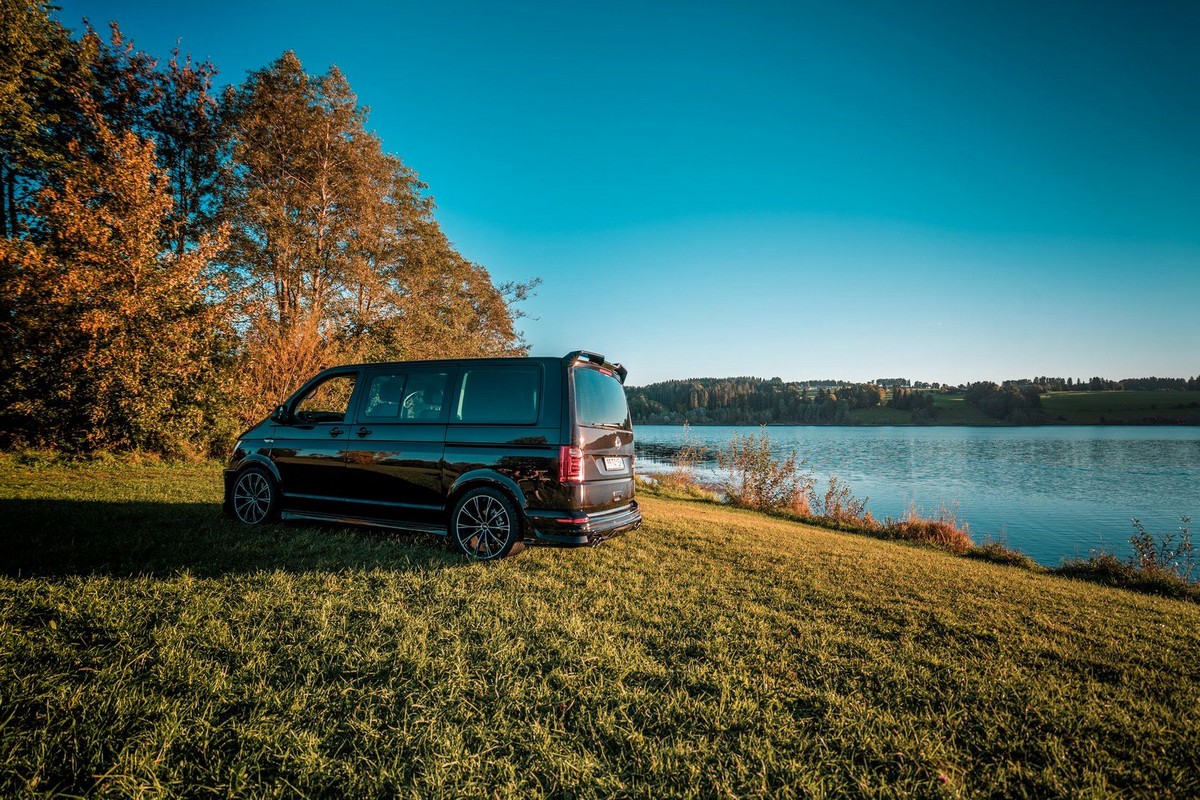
[270,404,290,424]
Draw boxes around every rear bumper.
[526,501,642,546]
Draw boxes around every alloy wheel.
[455,493,512,559]
[233,470,273,524]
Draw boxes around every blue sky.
[55,0,1200,385]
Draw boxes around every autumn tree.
[0,0,82,238]
[0,96,234,454]
[149,48,228,256]
[2,9,534,454]
[223,52,533,420]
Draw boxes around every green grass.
[844,405,914,425]
[928,394,1008,425]
[844,391,1200,426]
[1041,391,1200,424]
[2,456,1199,797]
[844,395,1003,426]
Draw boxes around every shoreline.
[633,420,1200,427]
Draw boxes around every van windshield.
[574,367,630,429]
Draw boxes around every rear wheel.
[450,488,524,560]
[230,467,279,525]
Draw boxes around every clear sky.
[54,0,1200,385]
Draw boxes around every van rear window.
[574,367,630,429]
[454,366,540,424]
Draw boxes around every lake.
[632,425,1200,567]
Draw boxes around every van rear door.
[571,365,635,511]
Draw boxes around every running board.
[280,510,448,536]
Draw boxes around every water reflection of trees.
[635,441,719,467]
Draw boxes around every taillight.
[558,445,583,484]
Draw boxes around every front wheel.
[450,488,524,560]
[230,467,280,525]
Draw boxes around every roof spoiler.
[563,350,628,384]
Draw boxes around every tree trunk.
[5,166,16,238]
[0,159,8,239]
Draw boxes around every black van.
[223,350,641,559]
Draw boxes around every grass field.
[2,455,1199,797]
[843,391,1200,426]
[1040,391,1200,424]
[844,393,1008,425]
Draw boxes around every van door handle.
[356,427,372,437]
[329,427,344,437]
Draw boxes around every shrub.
[1129,516,1195,582]
[884,503,972,554]
[655,423,708,494]
[717,430,813,512]
[813,476,875,528]
[1055,518,1199,601]
[967,540,1044,571]
[1057,552,1200,602]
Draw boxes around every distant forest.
[627,375,1200,425]
[627,378,895,425]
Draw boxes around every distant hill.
[626,377,1200,426]
[626,377,884,425]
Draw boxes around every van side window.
[294,373,358,424]
[400,372,449,421]
[361,371,449,422]
[363,374,406,419]
[454,367,540,424]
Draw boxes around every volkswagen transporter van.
[223,350,641,559]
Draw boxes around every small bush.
[655,423,708,494]
[1057,552,1200,602]
[717,429,813,513]
[814,476,875,528]
[1054,516,1200,603]
[967,540,1044,571]
[884,503,972,554]
[1129,516,1195,582]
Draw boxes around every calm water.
[633,425,1200,566]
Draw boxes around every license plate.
[603,456,624,470]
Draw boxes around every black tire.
[450,487,525,560]
[229,466,280,525]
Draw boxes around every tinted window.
[294,373,357,423]
[363,374,405,419]
[574,367,630,428]
[400,372,449,421]
[454,367,540,424]
[360,371,449,422]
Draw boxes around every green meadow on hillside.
[1,456,1198,797]
[846,394,1000,425]
[841,390,1200,426]
[1040,390,1200,424]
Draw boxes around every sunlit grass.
[2,456,1198,797]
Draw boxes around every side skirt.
[280,510,448,536]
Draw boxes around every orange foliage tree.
[1,9,536,455]
[0,98,234,455]
[222,52,535,423]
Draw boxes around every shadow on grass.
[0,498,465,579]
